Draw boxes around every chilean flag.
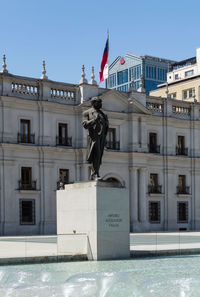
[99,36,109,84]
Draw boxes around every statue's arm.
[82,111,96,129]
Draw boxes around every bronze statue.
[82,97,109,180]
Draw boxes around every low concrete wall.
[0,234,87,265]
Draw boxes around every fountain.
[0,255,200,296]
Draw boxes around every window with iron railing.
[56,123,72,146]
[177,175,189,194]
[176,136,188,156]
[106,128,120,150]
[149,173,162,193]
[149,133,160,153]
[18,119,35,144]
[57,169,69,190]
[19,167,36,190]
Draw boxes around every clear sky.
[0,0,200,85]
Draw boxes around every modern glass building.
[106,53,175,95]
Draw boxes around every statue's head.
[91,97,102,110]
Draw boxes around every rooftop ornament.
[89,66,97,85]
[79,64,88,84]
[40,60,48,80]
[1,54,8,73]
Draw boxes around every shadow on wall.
[102,173,125,188]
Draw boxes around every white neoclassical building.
[1,59,200,236]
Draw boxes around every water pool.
[0,255,200,297]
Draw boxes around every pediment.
[79,89,151,115]
[101,90,129,112]
[101,89,151,115]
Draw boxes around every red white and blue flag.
[99,35,109,84]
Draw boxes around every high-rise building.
[150,47,200,101]
[106,53,175,94]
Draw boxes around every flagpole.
[107,29,109,89]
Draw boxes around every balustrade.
[148,185,162,194]
[177,186,190,195]
[172,106,190,116]
[51,88,75,101]
[56,136,72,146]
[12,82,38,97]
[17,133,35,144]
[106,141,120,150]
[146,102,163,113]
[18,180,37,190]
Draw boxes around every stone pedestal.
[56,180,130,260]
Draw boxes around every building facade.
[150,47,200,101]
[1,62,200,236]
[106,53,175,94]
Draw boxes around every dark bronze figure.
[82,97,109,180]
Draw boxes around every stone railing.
[172,105,191,117]
[146,102,163,113]
[12,82,39,97]
[0,73,77,103]
[51,88,75,101]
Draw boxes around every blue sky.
[0,0,200,85]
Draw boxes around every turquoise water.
[0,255,200,297]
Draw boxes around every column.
[75,164,81,182]
[129,167,138,230]
[139,167,147,224]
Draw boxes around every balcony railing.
[177,186,190,195]
[18,180,37,190]
[148,145,160,154]
[56,136,72,146]
[148,185,162,194]
[17,133,35,144]
[176,147,188,156]
[106,141,120,150]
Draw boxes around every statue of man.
[82,97,109,180]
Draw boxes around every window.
[108,73,116,88]
[117,70,128,85]
[19,119,33,143]
[176,135,188,155]
[178,175,186,188]
[149,202,160,223]
[57,123,71,146]
[175,74,179,80]
[183,90,187,99]
[177,175,189,194]
[178,135,184,149]
[189,88,195,98]
[59,169,69,185]
[106,128,119,150]
[149,173,161,193]
[183,88,195,99]
[20,199,35,225]
[21,167,32,189]
[177,202,188,223]
[150,173,158,187]
[117,84,129,92]
[149,133,160,153]
[169,93,176,99]
[185,70,194,78]
[129,65,141,81]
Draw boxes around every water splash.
[1,256,200,296]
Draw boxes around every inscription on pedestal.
[105,213,122,227]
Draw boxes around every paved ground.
[130,232,200,250]
[0,232,200,262]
